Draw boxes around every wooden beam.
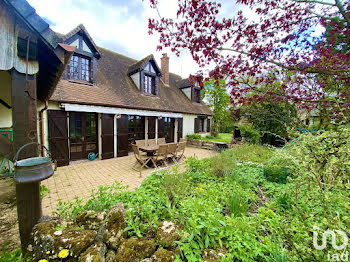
[11,69,41,256]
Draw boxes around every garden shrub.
[210,150,236,177]
[263,166,289,184]
[229,144,274,164]
[238,123,261,144]
[228,192,249,217]
[161,166,190,204]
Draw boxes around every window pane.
[68,55,91,82]
[69,114,75,138]
[70,56,79,79]
[81,57,90,81]
[144,75,156,94]
[82,40,92,53]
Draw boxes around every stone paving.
[41,147,216,215]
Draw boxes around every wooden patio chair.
[152,144,168,168]
[148,139,156,146]
[132,144,152,177]
[176,142,186,162]
[167,143,178,164]
[179,138,186,143]
[136,140,146,146]
[157,137,166,144]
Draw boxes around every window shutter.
[177,118,183,142]
[194,118,199,133]
[207,119,211,132]
[155,77,159,96]
[140,71,144,93]
[158,118,165,138]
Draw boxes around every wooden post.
[11,69,41,255]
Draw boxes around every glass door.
[69,112,97,160]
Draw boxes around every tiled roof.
[178,78,193,88]
[5,0,61,49]
[127,54,161,76]
[50,47,213,116]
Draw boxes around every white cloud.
[27,0,250,78]
[27,0,203,78]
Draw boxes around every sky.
[26,0,236,78]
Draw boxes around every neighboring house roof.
[50,47,213,116]
[127,54,161,76]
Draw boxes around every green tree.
[241,100,299,144]
[202,78,231,136]
[219,106,235,133]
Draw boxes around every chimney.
[161,53,169,86]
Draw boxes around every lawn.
[200,133,232,143]
[187,133,232,143]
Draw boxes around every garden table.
[139,145,159,156]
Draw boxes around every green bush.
[238,124,261,144]
[162,166,190,204]
[186,134,202,139]
[210,150,236,177]
[229,144,274,164]
[263,166,289,184]
[205,134,215,139]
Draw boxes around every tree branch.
[217,47,350,76]
[335,0,350,28]
[292,0,336,6]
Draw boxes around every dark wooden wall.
[101,114,114,159]
[48,110,69,167]
[117,115,129,157]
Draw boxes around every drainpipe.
[40,101,48,156]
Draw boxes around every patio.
[41,146,217,215]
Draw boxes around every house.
[0,0,76,253]
[0,0,73,160]
[36,25,213,166]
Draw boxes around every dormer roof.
[127,54,162,76]
[177,78,192,89]
[61,24,100,58]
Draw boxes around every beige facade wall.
[183,114,196,136]
[131,72,140,90]
[183,113,211,137]
[36,101,61,151]
[0,71,12,128]
[181,87,192,100]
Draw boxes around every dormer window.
[63,25,100,85]
[193,88,201,103]
[144,74,156,95]
[128,56,161,96]
[69,55,91,82]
